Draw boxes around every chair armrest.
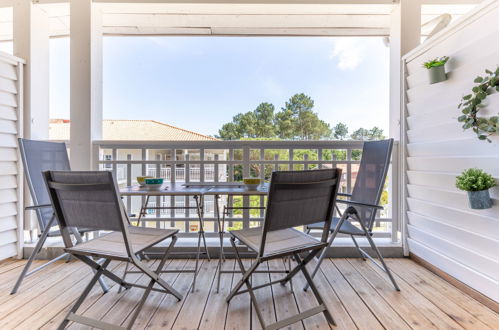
[336,199,383,210]
[25,204,52,211]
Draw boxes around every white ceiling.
[0,3,478,40]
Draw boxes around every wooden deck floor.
[0,257,497,329]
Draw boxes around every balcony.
[0,0,498,329]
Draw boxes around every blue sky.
[47,36,389,137]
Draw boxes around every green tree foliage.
[350,126,385,141]
[218,94,332,140]
[333,122,349,140]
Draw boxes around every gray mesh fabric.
[349,139,393,230]
[264,169,341,232]
[48,171,123,232]
[18,139,71,230]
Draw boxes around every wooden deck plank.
[225,258,252,330]
[0,261,88,328]
[122,259,188,329]
[251,261,277,330]
[198,259,236,330]
[349,258,450,330]
[0,258,496,330]
[145,259,201,328]
[171,257,219,329]
[395,259,499,328]
[38,262,127,330]
[268,259,304,330]
[319,258,384,330]
[333,259,411,330]
[67,261,148,330]
[386,259,492,330]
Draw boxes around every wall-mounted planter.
[467,189,492,209]
[428,65,447,84]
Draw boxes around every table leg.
[136,195,150,227]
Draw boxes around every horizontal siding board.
[408,239,499,302]
[0,133,17,148]
[0,215,17,232]
[407,156,499,176]
[0,105,16,121]
[408,225,499,280]
[0,202,17,218]
[0,90,17,107]
[0,61,16,81]
[407,184,499,219]
[0,161,17,175]
[0,76,17,94]
[0,119,17,134]
[407,138,499,158]
[407,198,499,240]
[0,189,17,204]
[0,148,17,161]
[408,211,499,262]
[0,229,18,246]
[0,243,17,260]
[0,175,17,190]
[407,121,465,144]
[407,171,499,199]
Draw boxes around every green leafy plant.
[456,168,496,192]
[458,67,499,142]
[423,56,449,69]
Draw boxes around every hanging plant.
[458,67,499,142]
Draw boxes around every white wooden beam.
[70,0,102,170]
[13,0,50,140]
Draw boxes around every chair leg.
[351,235,366,261]
[118,262,130,294]
[127,236,181,328]
[364,228,400,291]
[294,252,335,326]
[226,237,266,328]
[304,213,348,291]
[11,223,51,294]
[58,259,111,330]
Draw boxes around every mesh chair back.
[44,171,125,233]
[350,139,393,230]
[263,168,341,238]
[18,139,71,231]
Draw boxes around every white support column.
[70,0,103,170]
[13,0,50,140]
[389,0,421,140]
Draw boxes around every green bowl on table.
[243,178,261,191]
[144,178,164,191]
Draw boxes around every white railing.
[92,140,399,242]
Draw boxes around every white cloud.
[330,38,366,70]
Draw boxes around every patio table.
[120,183,211,291]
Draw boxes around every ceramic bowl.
[243,178,261,191]
[145,178,164,190]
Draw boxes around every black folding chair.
[305,139,400,291]
[44,170,182,330]
[11,139,106,294]
[226,169,342,330]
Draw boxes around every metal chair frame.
[44,170,182,330]
[11,138,107,294]
[227,169,342,330]
[305,139,400,291]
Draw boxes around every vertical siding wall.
[403,0,499,301]
[0,52,24,261]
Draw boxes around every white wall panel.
[0,52,23,261]
[403,0,499,301]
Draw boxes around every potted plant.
[455,168,496,209]
[423,56,449,84]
